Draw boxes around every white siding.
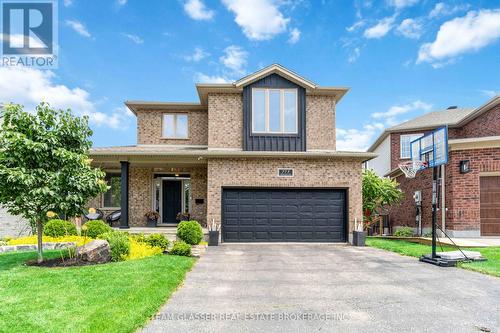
[365,135,391,176]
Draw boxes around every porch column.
[120,161,129,229]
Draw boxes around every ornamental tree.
[362,169,404,228]
[0,103,108,262]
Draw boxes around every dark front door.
[222,188,347,242]
[162,180,182,224]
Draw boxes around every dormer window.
[163,113,188,139]
[252,88,298,134]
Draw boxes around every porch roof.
[90,145,376,162]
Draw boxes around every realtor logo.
[1,0,57,68]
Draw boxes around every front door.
[162,180,182,224]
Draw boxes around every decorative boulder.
[77,240,111,264]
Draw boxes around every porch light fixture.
[459,160,470,174]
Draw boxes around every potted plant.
[144,211,160,227]
[352,218,366,246]
[208,219,220,246]
[176,212,190,222]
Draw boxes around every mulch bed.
[27,257,102,267]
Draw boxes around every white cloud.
[479,89,500,98]
[194,72,232,83]
[288,28,301,44]
[117,0,127,6]
[396,18,423,39]
[63,0,73,7]
[336,123,385,151]
[428,2,470,19]
[65,20,92,38]
[184,0,215,21]
[348,47,361,63]
[184,47,209,62]
[219,45,248,74]
[123,33,144,44]
[372,100,433,120]
[363,16,396,39]
[221,0,290,40]
[417,10,500,65]
[0,33,45,48]
[346,20,365,32]
[387,0,418,9]
[0,67,131,129]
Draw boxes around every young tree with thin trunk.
[0,103,107,263]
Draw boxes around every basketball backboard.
[410,126,448,169]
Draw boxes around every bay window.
[252,88,298,134]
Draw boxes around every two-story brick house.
[90,64,375,243]
[366,95,500,237]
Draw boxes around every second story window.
[252,88,298,134]
[163,114,188,139]
[400,133,423,159]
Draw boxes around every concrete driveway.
[143,244,500,333]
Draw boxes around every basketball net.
[398,160,427,178]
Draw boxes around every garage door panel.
[480,177,500,236]
[222,188,346,242]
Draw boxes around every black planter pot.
[146,218,157,227]
[208,231,219,246]
[352,231,367,246]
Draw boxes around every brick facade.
[136,109,208,145]
[306,95,336,150]
[206,158,363,235]
[207,93,243,148]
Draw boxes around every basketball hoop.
[398,160,427,178]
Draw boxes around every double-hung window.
[103,173,121,208]
[163,114,188,139]
[400,133,423,159]
[252,88,298,134]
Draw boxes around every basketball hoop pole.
[431,166,439,259]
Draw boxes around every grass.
[366,237,500,277]
[0,250,195,333]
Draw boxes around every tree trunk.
[36,220,43,263]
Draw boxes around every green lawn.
[0,251,195,333]
[366,237,500,278]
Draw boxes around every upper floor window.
[400,133,423,159]
[103,173,121,208]
[252,88,298,134]
[163,114,188,139]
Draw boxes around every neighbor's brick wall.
[454,104,500,139]
[306,95,336,150]
[136,109,208,145]
[206,158,363,235]
[208,93,243,149]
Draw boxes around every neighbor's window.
[400,133,423,159]
[103,173,121,207]
[252,88,298,134]
[163,114,188,139]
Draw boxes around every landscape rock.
[76,240,111,263]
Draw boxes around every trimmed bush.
[176,220,203,245]
[169,241,191,257]
[145,233,169,251]
[99,231,130,261]
[394,227,414,237]
[84,220,112,239]
[43,219,78,237]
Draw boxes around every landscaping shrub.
[0,240,7,246]
[8,235,92,246]
[176,220,203,245]
[83,220,112,239]
[145,233,169,251]
[423,231,432,237]
[43,219,78,237]
[169,241,191,257]
[99,232,130,261]
[126,239,163,260]
[394,227,414,237]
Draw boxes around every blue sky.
[1,0,499,150]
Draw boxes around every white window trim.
[162,113,189,139]
[400,133,423,159]
[251,88,298,134]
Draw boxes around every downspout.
[441,164,446,236]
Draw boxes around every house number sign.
[278,168,294,177]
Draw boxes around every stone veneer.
[306,95,336,150]
[206,158,363,237]
[136,109,208,145]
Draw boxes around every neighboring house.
[0,207,30,238]
[366,96,500,237]
[89,64,375,243]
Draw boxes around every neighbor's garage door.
[222,188,346,242]
[480,176,500,236]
